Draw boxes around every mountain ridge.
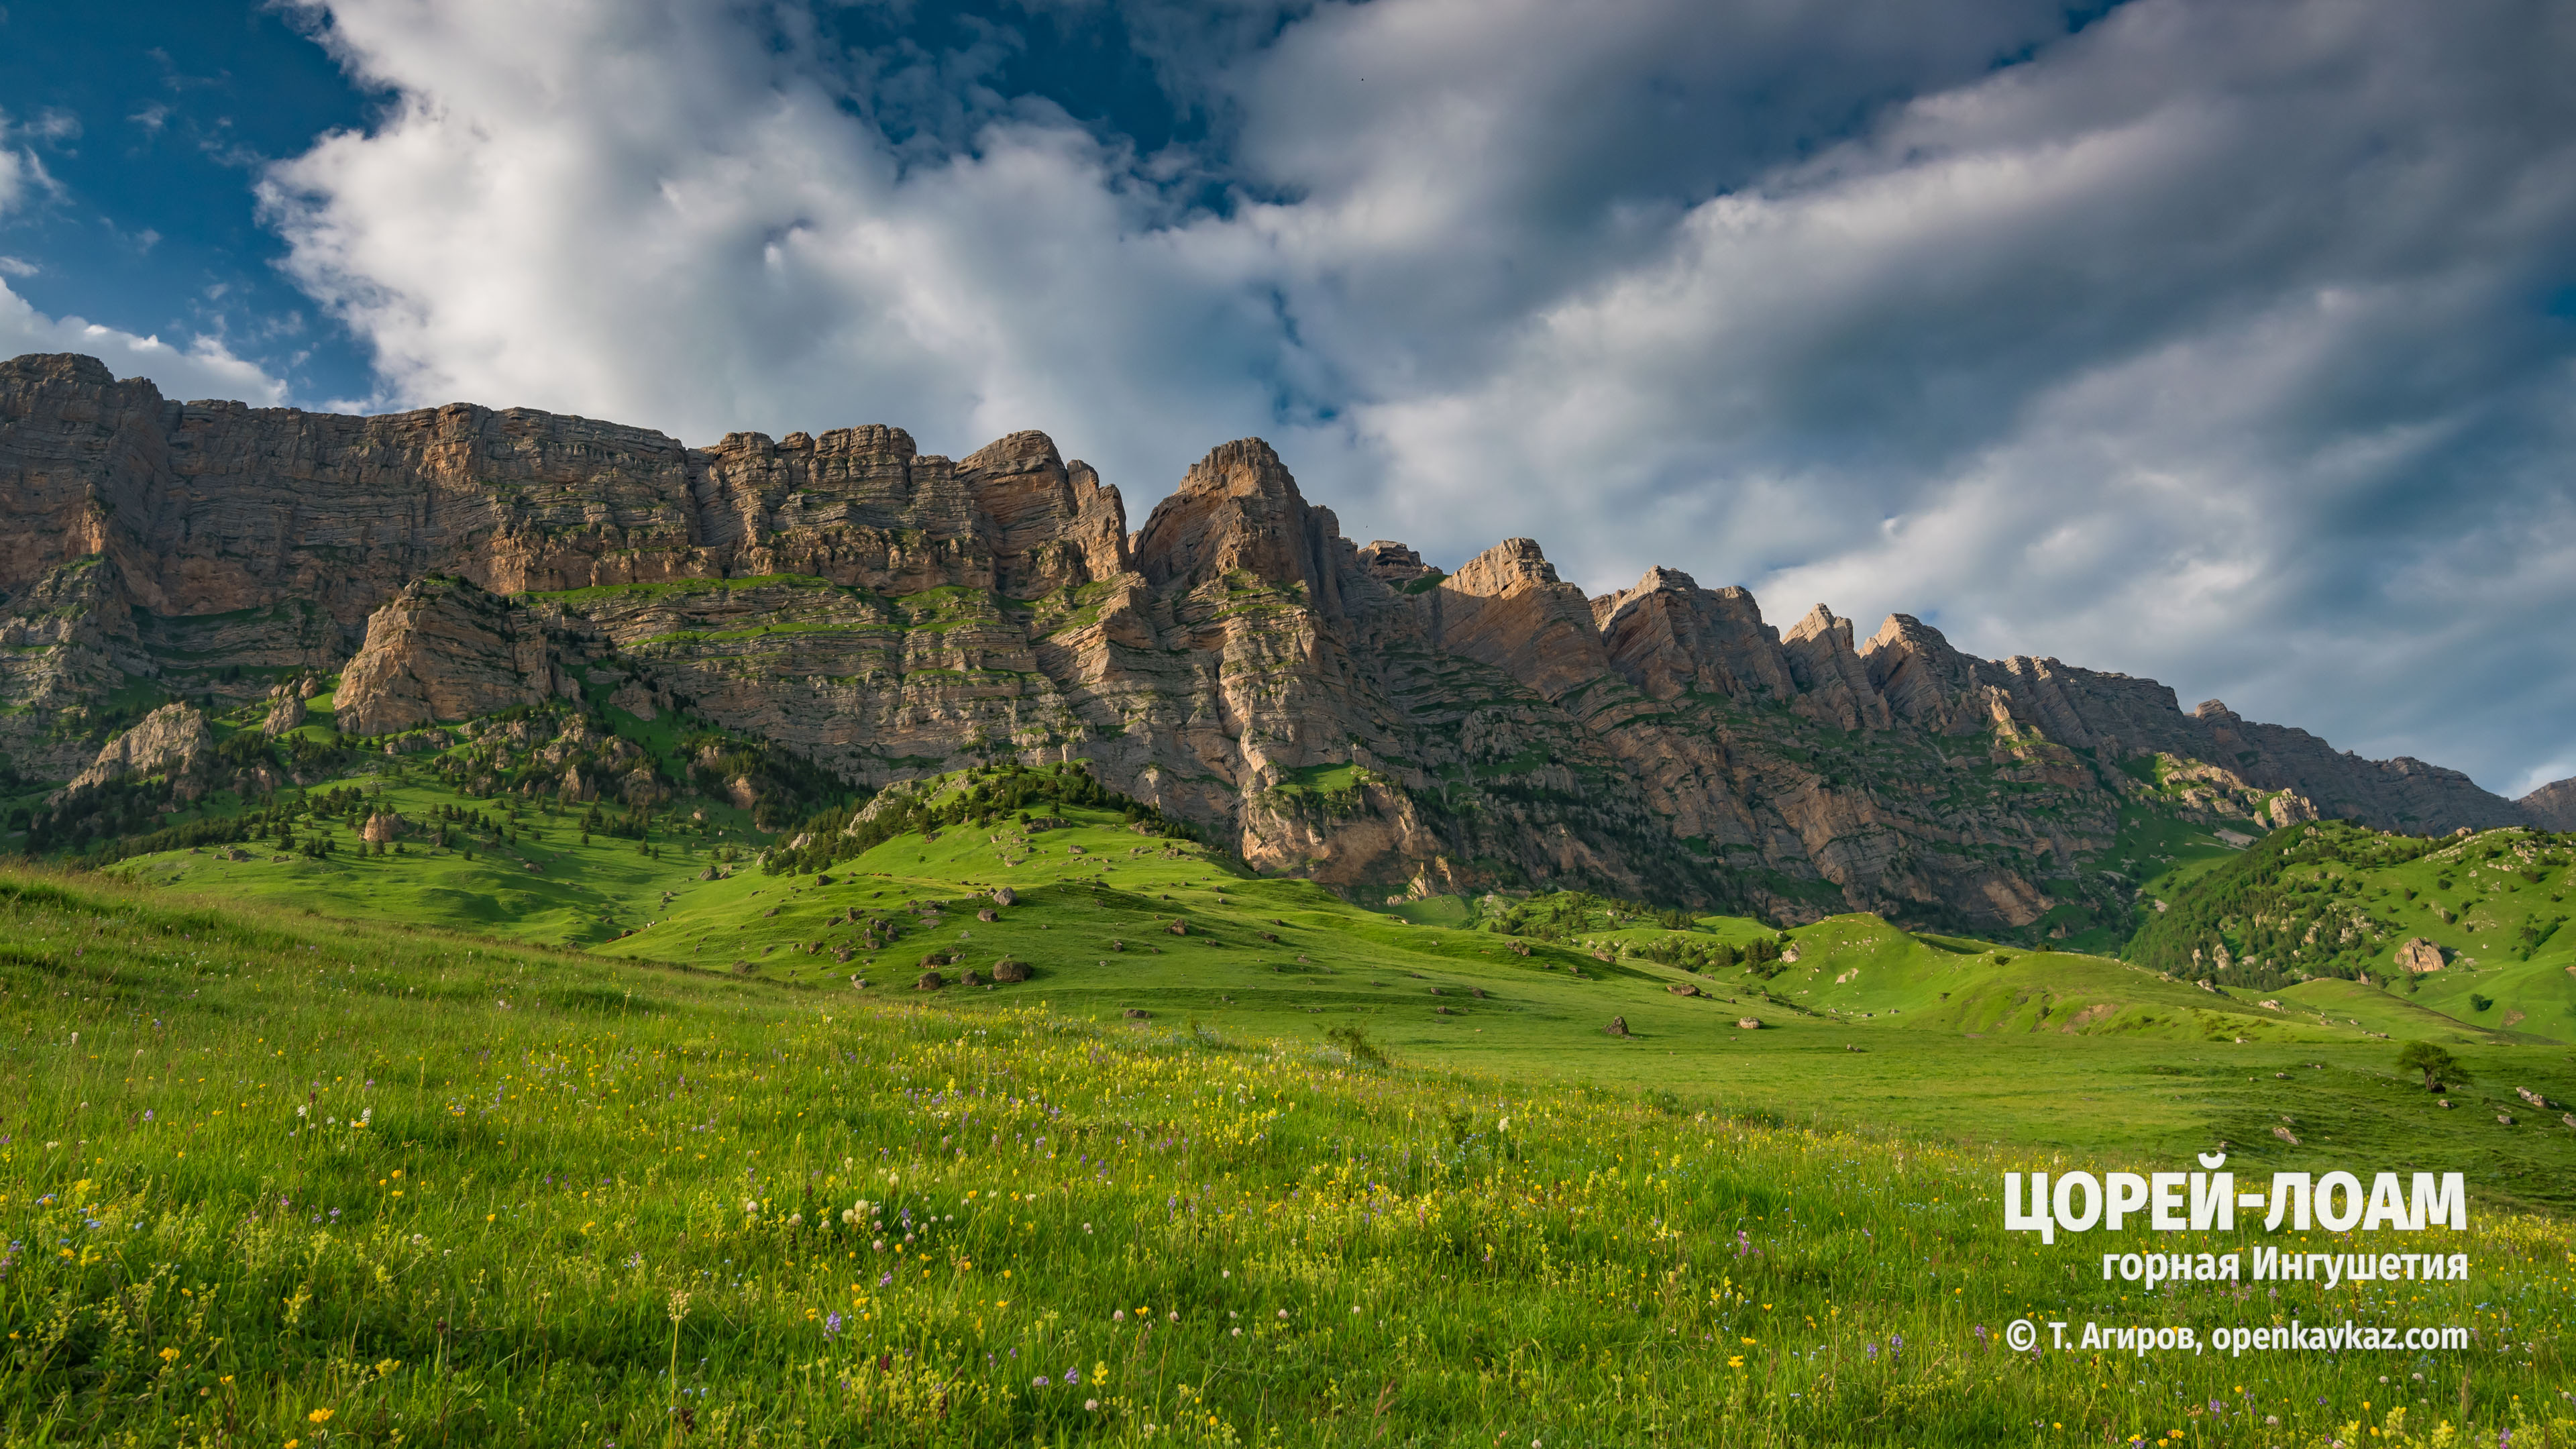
[2,350,2553,936]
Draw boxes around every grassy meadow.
[10,735,2576,1445]
[4,865,2573,1447]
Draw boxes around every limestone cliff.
[0,350,2540,934]
[2521,777,2576,832]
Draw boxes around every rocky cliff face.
[1,350,2538,932]
[2521,777,2576,832]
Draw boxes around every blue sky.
[3,1,2574,798]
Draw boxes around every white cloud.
[0,278,289,405]
[251,0,2576,790]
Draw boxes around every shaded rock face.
[0,350,2538,932]
[2521,776,2576,832]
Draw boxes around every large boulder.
[2396,938,2446,975]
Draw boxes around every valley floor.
[2,864,2571,1446]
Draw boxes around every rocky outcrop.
[1780,605,1894,731]
[1436,539,1609,700]
[0,350,2542,934]
[60,703,211,798]
[261,685,306,737]
[336,576,564,734]
[2395,937,2446,974]
[2520,777,2576,831]
[1595,568,1795,704]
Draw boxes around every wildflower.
[309,1407,335,1424]
[1277,1309,1289,1320]
[1727,1356,1743,1368]
[877,1272,892,1287]
[1063,1368,1080,1384]
[824,1312,842,1338]
[142,1110,152,1122]
[1085,1399,1100,1411]
[1032,1377,1048,1389]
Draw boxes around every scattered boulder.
[1434,1005,1454,1015]
[1109,938,1125,952]
[2496,1112,2515,1126]
[959,969,987,988]
[915,970,946,990]
[1668,983,1700,997]
[1123,1008,1150,1020]
[1604,1016,1629,1038]
[977,908,998,923]
[2438,1099,2453,1109]
[1167,920,1189,936]
[991,886,1017,906]
[2515,1086,2549,1108]
[1780,945,1801,963]
[991,958,1031,983]
[731,960,756,976]
[2395,937,2446,974]
[2271,1125,2300,1146]
[360,810,406,844]
[1735,1017,1762,1030]
[917,951,953,969]
[1509,941,1530,957]
[761,906,779,918]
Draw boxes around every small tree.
[2396,1039,2459,1092]
[1324,1023,1389,1069]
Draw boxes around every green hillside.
[2131,819,2576,1044]
[4,869,2571,1446]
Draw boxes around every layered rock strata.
[0,350,2536,930]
